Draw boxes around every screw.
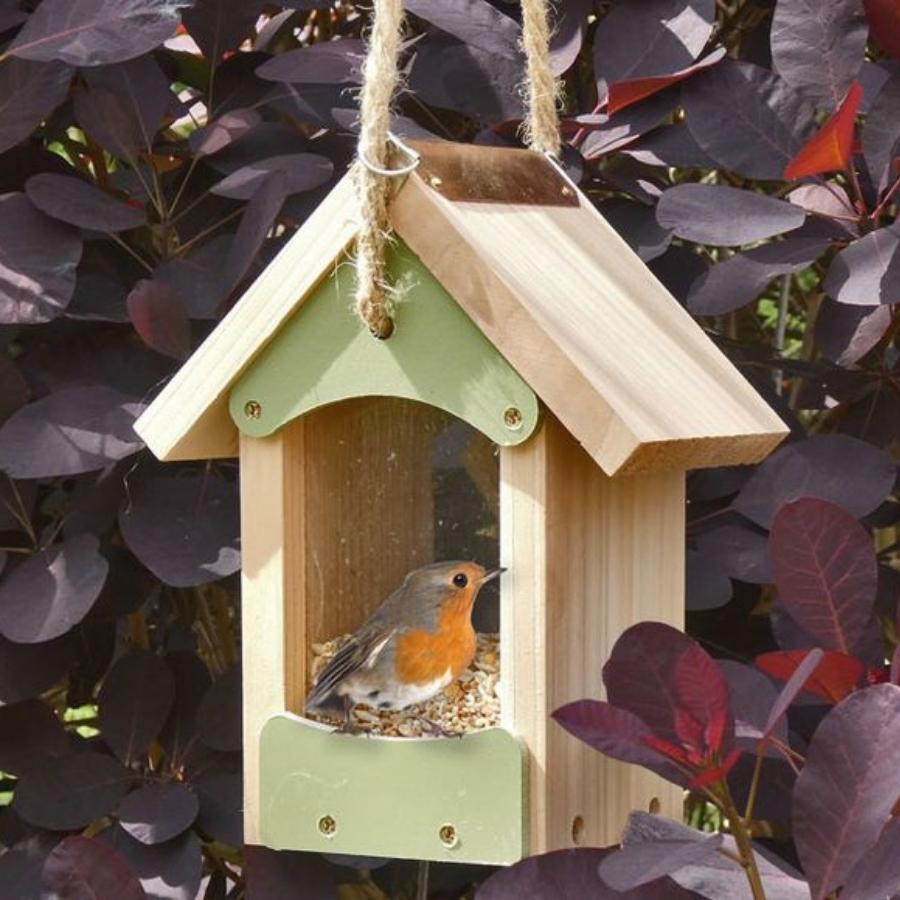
[503,406,523,430]
[438,824,458,848]
[318,815,337,837]
[561,185,574,197]
[244,400,262,420]
[429,175,443,188]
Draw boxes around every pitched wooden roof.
[134,141,787,476]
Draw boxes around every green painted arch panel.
[229,241,539,446]
[260,714,525,865]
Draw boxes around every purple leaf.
[0,700,69,775]
[0,385,144,478]
[405,0,521,59]
[245,845,341,900]
[694,517,773,584]
[592,0,714,100]
[823,224,900,306]
[211,153,333,200]
[478,847,695,899]
[153,237,230,320]
[99,652,175,764]
[256,39,366,84]
[119,783,199,846]
[626,123,717,169]
[159,651,212,766]
[0,58,73,155]
[194,771,242,847]
[0,534,108,643]
[119,473,240,587]
[685,550,732,611]
[598,199,672,261]
[0,835,57,900]
[862,70,900,193]
[764,648,824,737]
[0,633,74,703]
[683,59,815,180]
[771,0,868,110]
[26,173,146,232]
[0,356,31,427]
[42,835,145,900]
[788,182,857,221]
[717,660,787,745]
[656,184,806,246]
[189,108,262,158]
[842,816,900,900]
[224,170,288,290]
[548,0,591,75]
[9,0,185,67]
[0,193,82,324]
[197,666,241,752]
[102,826,203,900]
[815,298,892,365]
[770,498,877,654]
[182,0,266,60]
[599,830,723,892]
[687,236,830,314]
[733,434,896,528]
[15,751,131,830]
[794,683,900,898]
[75,55,172,159]
[127,279,191,361]
[580,88,680,159]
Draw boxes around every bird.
[305,560,505,733]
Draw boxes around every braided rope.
[520,0,562,156]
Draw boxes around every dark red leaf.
[127,279,191,361]
[842,816,900,900]
[0,700,69,775]
[771,0,868,110]
[756,649,864,703]
[770,499,877,654]
[211,153,333,200]
[256,39,366,84]
[764,648,824,736]
[15,751,131,830]
[593,0,714,100]
[0,192,82,324]
[119,473,240,587]
[733,435,896,528]
[864,0,900,59]
[99,651,175,764]
[815,299,892,366]
[405,0,521,59]
[196,665,242,752]
[42,835,145,900]
[784,81,863,180]
[656,184,806,246]
[0,58,73,155]
[683,59,815,180]
[794,684,900,898]
[0,385,144,478]
[0,534,108,643]
[824,223,900,305]
[119,783,199,845]
[9,0,183,66]
[608,48,725,115]
[26,173,146,232]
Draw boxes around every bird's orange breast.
[393,594,477,685]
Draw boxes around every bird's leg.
[414,713,463,739]
[333,696,365,736]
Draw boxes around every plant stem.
[743,742,766,823]
[718,785,767,900]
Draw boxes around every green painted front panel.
[260,714,525,865]
[229,242,539,446]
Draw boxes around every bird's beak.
[479,567,507,585]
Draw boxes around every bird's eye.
[452,572,468,588]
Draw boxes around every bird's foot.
[415,715,463,739]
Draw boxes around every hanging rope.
[354,0,561,336]
[520,0,562,157]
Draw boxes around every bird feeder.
[134,140,787,866]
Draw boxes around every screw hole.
[571,815,585,845]
[648,796,661,815]
[318,815,337,837]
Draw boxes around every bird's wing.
[305,625,396,712]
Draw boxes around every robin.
[305,561,505,733]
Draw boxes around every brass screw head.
[503,406,523,430]
[561,185,574,197]
[438,823,458,848]
[243,400,262,420]
[429,175,443,188]
[318,815,337,837]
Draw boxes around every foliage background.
[0,0,897,897]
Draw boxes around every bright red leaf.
[756,650,865,704]
[784,81,862,180]
[864,0,900,59]
[607,48,725,116]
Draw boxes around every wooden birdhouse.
[134,140,787,866]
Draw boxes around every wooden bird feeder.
[134,140,787,866]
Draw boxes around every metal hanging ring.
[357,132,421,177]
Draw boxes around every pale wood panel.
[501,415,684,853]
[392,160,788,476]
[294,398,439,696]
[239,424,306,842]
[135,173,360,462]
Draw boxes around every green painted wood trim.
[259,714,525,865]
[229,241,539,446]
